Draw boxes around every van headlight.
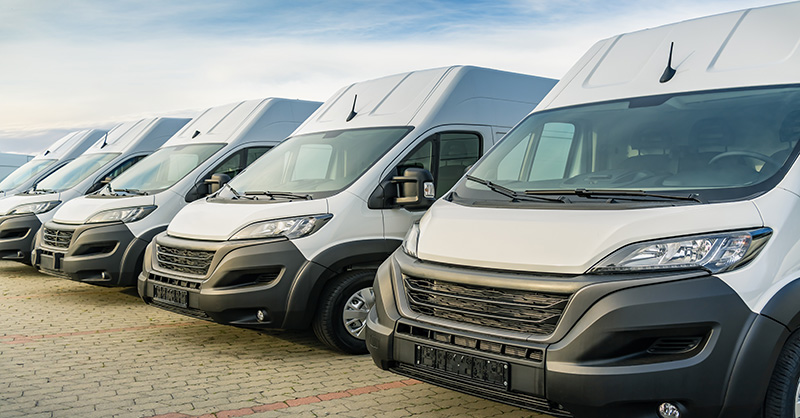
[230,214,332,240]
[6,201,61,215]
[86,206,157,224]
[590,228,772,274]
[403,223,420,258]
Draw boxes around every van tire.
[765,330,800,417]
[312,270,376,354]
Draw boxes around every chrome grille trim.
[155,244,214,276]
[42,228,73,249]
[403,276,570,336]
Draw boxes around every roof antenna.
[660,42,677,83]
[100,132,109,148]
[192,130,201,139]
[346,95,358,122]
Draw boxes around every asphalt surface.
[0,260,553,418]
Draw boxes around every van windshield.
[35,153,119,192]
[0,159,57,192]
[458,86,800,204]
[223,127,411,199]
[109,144,224,194]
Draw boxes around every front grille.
[403,276,570,335]
[156,245,214,276]
[42,228,73,249]
[149,273,202,290]
[397,323,544,362]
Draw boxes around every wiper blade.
[219,183,253,200]
[465,175,564,203]
[243,190,312,200]
[113,188,148,196]
[525,188,703,203]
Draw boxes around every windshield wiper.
[113,188,148,196]
[465,175,565,203]
[27,187,55,194]
[525,188,703,203]
[243,191,312,200]
[217,183,255,200]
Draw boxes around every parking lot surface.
[0,261,553,418]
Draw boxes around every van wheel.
[313,270,376,354]
[765,330,800,417]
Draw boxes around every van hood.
[417,200,764,275]
[167,198,329,241]
[53,194,155,224]
[0,192,61,216]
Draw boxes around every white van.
[136,66,557,354]
[367,3,800,418]
[32,98,321,286]
[0,153,34,181]
[0,117,189,264]
[0,129,107,199]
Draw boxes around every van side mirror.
[392,168,435,210]
[204,173,231,195]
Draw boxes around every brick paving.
[0,261,553,417]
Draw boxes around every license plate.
[39,252,61,271]
[415,344,509,389]
[152,284,188,308]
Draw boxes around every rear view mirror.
[392,168,435,210]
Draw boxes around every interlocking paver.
[0,261,553,417]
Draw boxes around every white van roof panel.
[33,129,108,162]
[294,65,557,135]
[540,2,800,110]
[84,118,191,155]
[165,98,322,146]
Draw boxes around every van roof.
[84,117,191,155]
[33,129,108,161]
[293,65,558,135]
[540,1,800,110]
[163,98,322,147]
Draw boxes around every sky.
[0,0,789,154]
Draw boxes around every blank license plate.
[152,284,188,308]
[39,252,61,271]
[415,344,508,389]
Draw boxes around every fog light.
[658,402,681,418]
[256,309,269,322]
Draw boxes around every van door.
[382,128,489,241]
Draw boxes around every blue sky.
[0,0,787,154]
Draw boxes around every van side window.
[210,146,271,179]
[397,132,481,198]
[529,122,576,181]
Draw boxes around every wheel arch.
[283,238,401,329]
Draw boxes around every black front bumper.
[138,232,327,329]
[32,220,149,286]
[366,250,787,418]
[0,213,41,265]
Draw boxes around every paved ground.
[0,261,554,418]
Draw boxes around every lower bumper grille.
[156,244,214,276]
[403,276,570,335]
[150,300,210,320]
[42,228,73,249]
[391,364,572,417]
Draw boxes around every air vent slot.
[647,337,703,355]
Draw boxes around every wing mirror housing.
[393,168,435,210]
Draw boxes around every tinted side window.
[395,132,481,199]
[209,146,271,179]
[87,155,147,194]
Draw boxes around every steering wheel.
[708,151,781,168]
